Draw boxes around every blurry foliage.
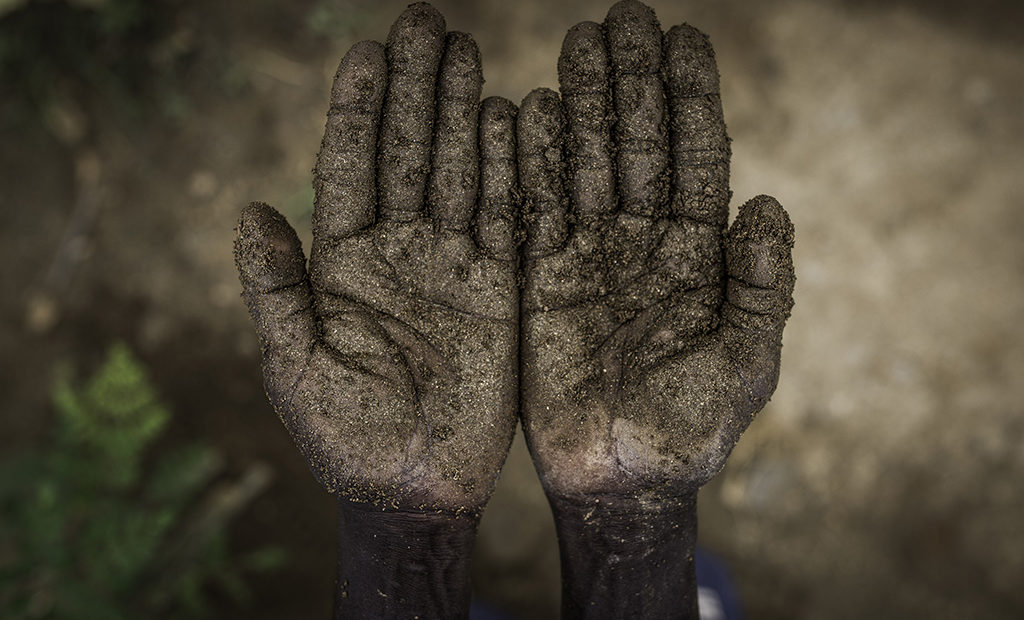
[0,0,376,130]
[304,0,373,40]
[0,343,282,619]
[0,0,194,123]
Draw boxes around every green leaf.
[145,444,222,510]
[1,341,280,618]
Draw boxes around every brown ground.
[1,0,1022,618]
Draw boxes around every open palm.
[234,4,518,513]
[519,1,795,500]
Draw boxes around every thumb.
[719,194,795,420]
[234,202,317,407]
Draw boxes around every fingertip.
[444,30,480,61]
[235,202,306,292]
[663,24,719,98]
[564,20,603,43]
[329,40,387,109]
[520,86,559,109]
[437,31,483,101]
[665,23,712,50]
[518,88,564,154]
[387,2,446,46]
[560,22,604,66]
[730,195,795,249]
[559,22,608,94]
[482,95,517,118]
[409,1,445,22]
[384,1,446,73]
[237,201,298,250]
[518,88,563,139]
[725,195,795,313]
[237,200,277,231]
[605,0,662,72]
[441,31,481,83]
[606,0,657,23]
[344,39,386,64]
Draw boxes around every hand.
[517,1,795,616]
[233,5,525,616]
[521,0,794,509]
[235,4,518,516]
[235,4,519,616]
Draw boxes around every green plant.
[304,0,373,40]
[0,343,282,619]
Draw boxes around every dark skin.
[519,2,795,617]
[234,4,518,617]
[235,1,794,619]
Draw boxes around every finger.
[558,21,615,223]
[313,40,387,244]
[604,0,669,218]
[475,96,518,260]
[663,23,730,231]
[427,32,482,231]
[518,88,568,258]
[234,202,317,407]
[378,3,446,221]
[718,195,795,422]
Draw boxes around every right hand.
[234,3,520,515]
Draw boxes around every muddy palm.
[234,4,518,515]
[518,2,796,615]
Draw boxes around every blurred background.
[1,0,1022,617]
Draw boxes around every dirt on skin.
[236,0,796,523]
[234,3,520,515]
[236,10,795,620]
[519,1,795,503]
[4,0,1024,618]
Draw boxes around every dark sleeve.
[334,498,480,619]
[549,491,700,619]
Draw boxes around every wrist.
[548,491,700,620]
[334,498,479,620]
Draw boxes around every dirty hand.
[517,1,795,616]
[234,4,517,617]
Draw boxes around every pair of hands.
[235,1,794,617]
